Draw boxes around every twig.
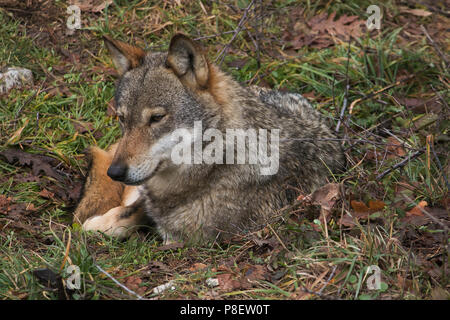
[430,143,450,189]
[349,74,415,114]
[95,264,145,300]
[215,0,256,65]
[267,223,289,251]
[376,150,424,180]
[318,266,337,295]
[420,25,449,68]
[335,38,351,132]
[194,29,249,41]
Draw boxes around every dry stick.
[335,38,351,133]
[348,74,415,114]
[215,0,256,65]
[94,264,145,300]
[375,150,424,181]
[318,265,337,295]
[431,85,449,111]
[430,143,450,189]
[420,25,449,69]
[194,29,249,41]
[267,223,289,251]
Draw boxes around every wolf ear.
[166,34,209,89]
[103,35,146,76]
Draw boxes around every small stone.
[0,67,34,94]
[206,277,219,288]
[152,280,175,295]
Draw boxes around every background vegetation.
[0,0,448,300]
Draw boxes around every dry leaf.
[341,199,385,226]
[39,189,55,199]
[217,273,241,291]
[70,0,113,13]
[311,183,341,223]
[156,242,184,251]
[351,200,386,217]
[7,119,29,145]
[406,200,427,217]
[0,148,63,181]
[387,137,407,159]
[189,263,207,272]
[124,275,147,296]
[400,7,432,17]
[73,121,94,134]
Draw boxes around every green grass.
[0,0,448,300]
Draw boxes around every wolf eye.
[149,114,165,125]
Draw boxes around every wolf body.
[74,34,345,243]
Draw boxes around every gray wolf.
[74,33,345,243]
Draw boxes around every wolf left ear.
[166,34,209,89]
[103,35,146,76]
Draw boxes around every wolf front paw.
[82,206,139,239]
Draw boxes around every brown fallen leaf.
[123,275,147,296]
[217,273,241,291]
[69,0,113,13]
[406,200,428,217]
[0,194,12,209]
[340,199,385,227]
[309,12,365,39]
[39,189,55,200]
[217,264,269,292]
[351,199,386,217]
[399,7,432,17]
[0,148,63,181]
[189,263,207,272]
[241,264,268,289]
[73,121,94,134]
[387,137,407,159]
[156,242,184,251]
[309,183,341,223]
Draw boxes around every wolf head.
[103,34,233,185]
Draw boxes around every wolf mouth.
[124,161,162,186]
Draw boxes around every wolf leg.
[73,143,124,225]
[82,194,146,239]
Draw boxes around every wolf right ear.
[103,35,146,76]
[166,34,209,89]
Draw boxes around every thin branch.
[95,264,145,300]
[376,150,424,180]
[420,25,449,68]
[335,38,352,132]
[215,0,256,65]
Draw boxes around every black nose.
[107,163,127,181]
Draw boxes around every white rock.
[152,280,175,295]
[0,67,34,94]
[206,277,219,287]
